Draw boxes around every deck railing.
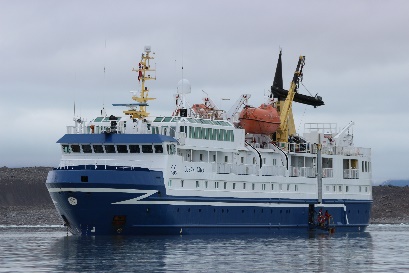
[343,169,359,179]
[288,167,334,178]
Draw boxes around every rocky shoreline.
[1,167,408,226]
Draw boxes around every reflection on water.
[1,225,409,272]
[50,232,374,273]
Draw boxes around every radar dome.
[177,79,191,94]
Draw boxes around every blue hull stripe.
[47,186,372,206]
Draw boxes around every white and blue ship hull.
[46,166,372,236]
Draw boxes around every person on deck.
[317,209,324,226]
[325,210,332,227]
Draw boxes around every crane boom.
[276,55,305,143]
[224,94,251,122]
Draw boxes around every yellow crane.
[275,55,306,143]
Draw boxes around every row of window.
[168,180,300,192]
[93,116,122,123]
[152,125,235,142]
[168,180,370,194]
[153,116,232,127]
[325,185,369,193]
[188,126,234,142]
[62,144,176,154]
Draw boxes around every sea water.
[0,224,408,272]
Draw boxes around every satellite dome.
[177,79,191,94]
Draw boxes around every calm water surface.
[0,224,408,272]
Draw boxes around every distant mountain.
[381,180,409,187]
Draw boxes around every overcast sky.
[1,1,408,184]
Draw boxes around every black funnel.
[272,50,283,90]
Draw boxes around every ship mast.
[123,46,156,119]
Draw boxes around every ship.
[46,46,372,235]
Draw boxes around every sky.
[1,0,408,184]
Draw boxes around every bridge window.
[167,144,176,155]
[105,145,116,153]
[189,126,193,138]
[117,145,128,153]
[208,128,213,139]
[71,144,80,153]
[62,145,70,153]
[129,145,140,153]
[170,127,176,137]
[218,129,225,141]
[154,145,163,153]
[203,128,208,139]
[151,127,159,134]
[93,145,104,153]
[224,130,229,141]
[82,145,92,153]
[212,129,219,140]
[142,145,153,153]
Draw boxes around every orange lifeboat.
[239,104,280,134]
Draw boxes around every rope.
[301,82,313,97]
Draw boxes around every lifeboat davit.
[239,104,280,134]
